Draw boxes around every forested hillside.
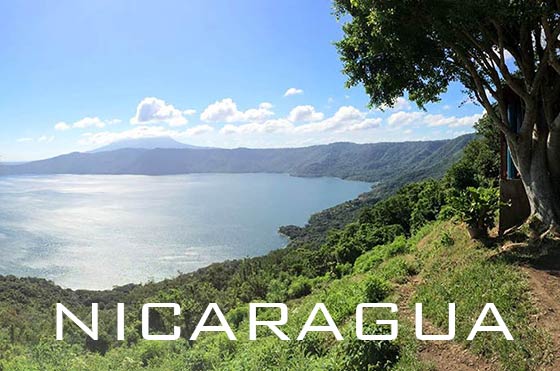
[0,135,473,186]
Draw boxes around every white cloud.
[288,105,324,122]
[54,122,71,131]
[388,111,425,127]
[425,113,483,128]
[201,98,243,123]
[295,106,368,133]
[73,117,107,129]
[243,102,275,122]
[54,117,120,131]
[184,124,214,136]
[37,135,55,143]
[17,136,55,144]
[388,111,483,129]
[284,88,304,97]
[131,97,189,127]
[220,119,293,135]
[106,119,122,125]
[341,118,382,132]
[219,106,379,136]
[79,125,213,146]
[394,97,412,111]
[378,97,412,111]
[52,91,482,151]
[200,98,274,123]
[219,124,241,135]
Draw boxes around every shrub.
[328,223,405,266]
[341,324,400,371]
[335,262,353,277]
[377,257,416,283]
[266,279,288,302]
[85,333,110,355]
[287,276,312,299]
[384,236,408,257]
[137,341,167,367]
[363,276,391,302]
[410,180,446,232]
[447,187,499,239]
[439,231,455,247]
[354,249,386,274]
[226,305,248,329]
[353,236,409,274]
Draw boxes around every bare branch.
[453,48,513,138]
[459,30,505,91]
[486,21,532,102]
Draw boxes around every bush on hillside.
[341,324,400,371]
[326,223,405,266]
[445,187,499,239]
[363,276,391,302]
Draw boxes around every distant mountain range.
[0,135,474,187]
[89,137,206,153]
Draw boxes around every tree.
[334,0,560,231]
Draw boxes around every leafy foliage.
[333,0,560,228]
[446,187,500,238]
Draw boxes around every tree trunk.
[508,130,560,231]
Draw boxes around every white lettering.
[56,303,98,341]
[356,303,398,341]
[297,303,343,341]
[416,303,455,340]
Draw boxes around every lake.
[0,174,370,290]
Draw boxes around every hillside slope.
[0,135,474,185]
[0,222,556,370]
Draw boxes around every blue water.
[0,174,370,289]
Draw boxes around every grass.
[406,222,552,370]
[1,222,552,370]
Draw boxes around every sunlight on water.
[0,174,370,290]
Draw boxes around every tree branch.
[486,22,532,102]
[531,20,560,94]
[453,48,513,139]
[459,30,505,92]
[519,22,536,84]
[542,17,560,75]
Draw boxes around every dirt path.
[397,278,496,371]
[522,266,560,370]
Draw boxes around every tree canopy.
[335,0,560,230]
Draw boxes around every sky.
[0,0,484,162]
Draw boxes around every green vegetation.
[0,112,556,370]
[333,0,560,230]
[446,187,500,239]
[412,223,550,370]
